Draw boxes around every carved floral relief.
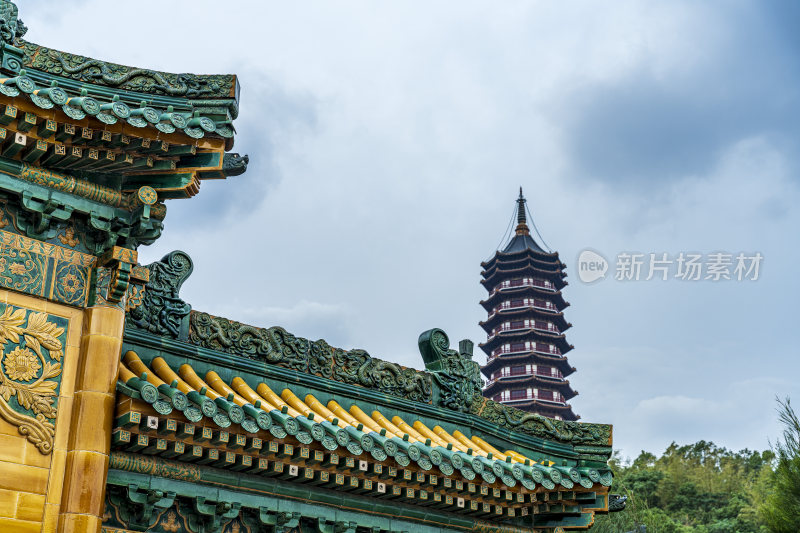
[0,304,67,454]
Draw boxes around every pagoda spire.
[515,187,530,236]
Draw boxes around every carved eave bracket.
[190,497,241,533]
[0,160,165,255]
[260,510,301,533]
[95,245,148,306]
[123,484,176,529]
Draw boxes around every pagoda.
[480,189,579,421]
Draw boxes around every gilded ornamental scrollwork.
[0,304,68,454]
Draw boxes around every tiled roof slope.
[112,250,618,531]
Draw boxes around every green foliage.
[592,442,774,533]
[593,397,800,532]
[758,398,800,532]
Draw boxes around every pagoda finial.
[515,187,530,236]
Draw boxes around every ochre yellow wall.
[58,304,125,533]
[0,291,84,532]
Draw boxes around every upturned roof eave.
[481,254,566,277]
[483,376,577,395]
[478,306,572,329]
[490,399,579,421]
[479,353,575,376]
[479,330,573,353]
[480,286,568,308]
[1,41,240,143]
[480,246,561,268]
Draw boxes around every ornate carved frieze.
[188,311,434,404]
[471,397,612,446]
[19,42,236,99]
[0,303,67,453]
[0,227,94,307]
[108,452,201,483]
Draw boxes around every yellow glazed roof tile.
[114,353,611,492]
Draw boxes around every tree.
[759,397,800,532]
[593,439,771,532]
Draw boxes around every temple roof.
[0,0,248,255]
[6,38,239,144]
[113,251,616,530]
[116,351,600,493]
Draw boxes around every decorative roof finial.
[0,1,26,45]
[515,187,530,236]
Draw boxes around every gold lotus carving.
[0,306,65,454]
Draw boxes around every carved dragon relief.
[188,311,433,404]
[18,41,235,98]
[473,396,612,445]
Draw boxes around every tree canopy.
[592,398,800,533]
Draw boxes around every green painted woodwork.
[105,457,553,533]
[0,62,235,140]
[0,230,91,306]
[0,1,248,260]
[0,168,163,255]
[116,247,615,530]
[123,319,603,468]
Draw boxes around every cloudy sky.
[25,1,799,458]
